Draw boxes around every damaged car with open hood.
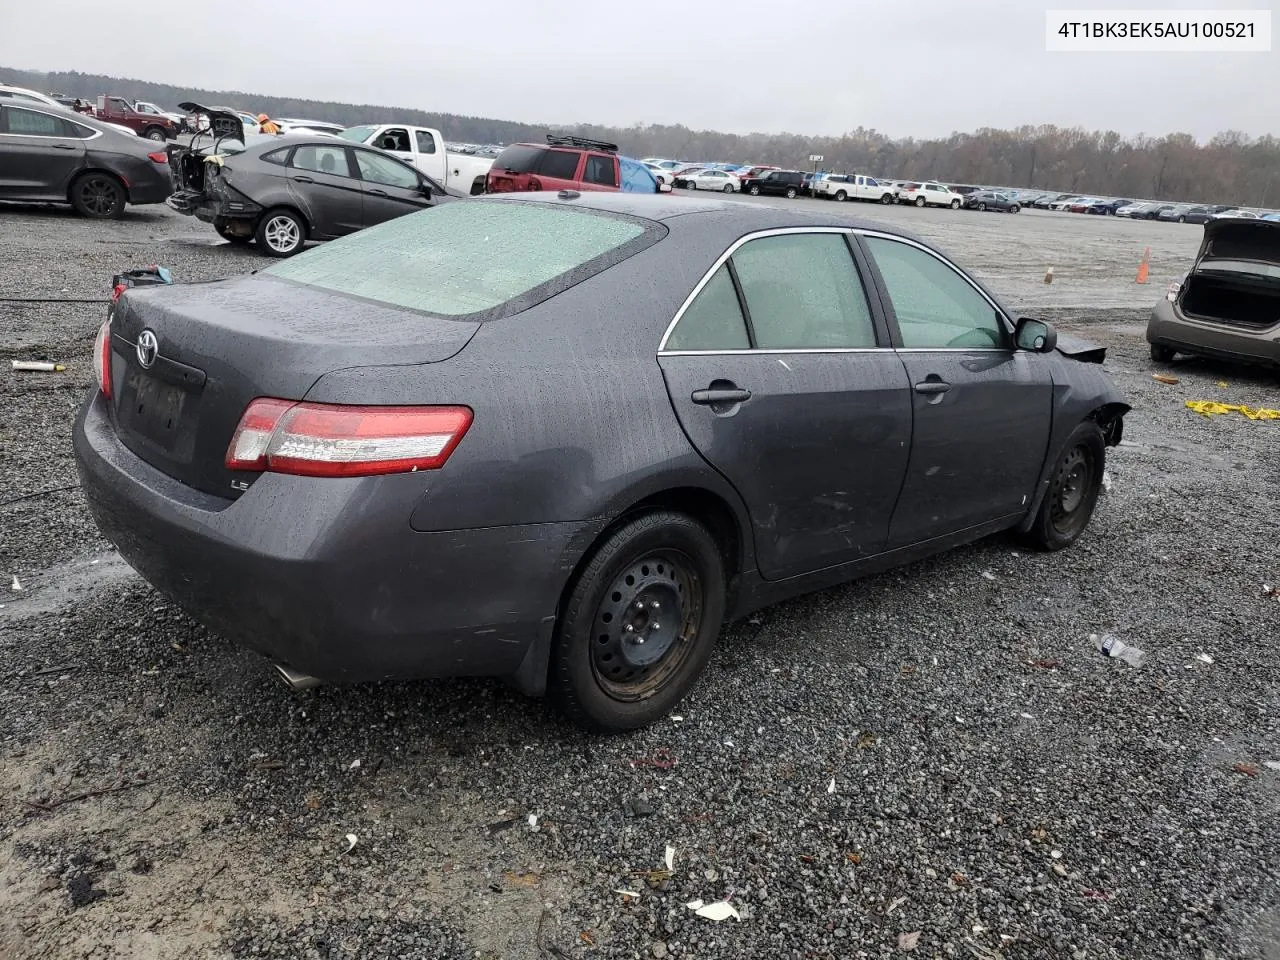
[1149,218,1280,368]
[165,102,459,256]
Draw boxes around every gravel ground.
[1,201,1278,960]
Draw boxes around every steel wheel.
[1024,422,1107,551]
[590,552,703,702]
[145,127,167,141]
[785,187,797,199]
[835,190,847,201]
[72,174,124,219]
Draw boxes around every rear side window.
[665,266,749,351]
[292,144,352,177]
[539,149,580,180]
[261,148,289,165]
[414,129,437,154]
[493,145,544,173]
[262,200,659,318]
[5,106,73,137]
[733,234,877,348]
[584,155,617,186]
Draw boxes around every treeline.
[5,66,1277,206]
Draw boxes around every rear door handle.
[292,175,315,183]
[53,143,77,150]
[692,388,751,405]
[368,189,388,196]
[913,380,951,395]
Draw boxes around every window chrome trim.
[853,228,1015,337]
[656,226,867,354]
[661,347,887,356]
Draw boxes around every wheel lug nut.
[625,624,634,633]
[651,600,660,610]
[651,622,660,631]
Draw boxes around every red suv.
[486,135,622,193]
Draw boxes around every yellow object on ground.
[1185,400,1280,420]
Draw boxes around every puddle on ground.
[1,551,138,624]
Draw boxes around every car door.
[352,147,434,226]
[0,105,87,199]
[858,232,1053,548]
[658,229,913,580]
[579,153,619,192]
[285,143,364,238]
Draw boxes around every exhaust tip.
[273,663,323,690]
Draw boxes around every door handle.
[692,387,751,405]
[53,143,77,150]
[913,380,951,395]
[368,189,388,196]
[292,175,314,183]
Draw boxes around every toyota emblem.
[136,329,159,369]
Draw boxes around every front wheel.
[722,183,733,193]
[914,196,925,207]
[1010,204,1020,213]
[1022,422,1106,551]
[688,181,696,190]
[785,187,797,199]
[880,193,894,204]
[143,126,167,141]
[950,199,961,209]
[255,208,307,257]
[977,202,987,211]
[749,185,760,196]
[550,511,726,732]
[1177,216,1186,223]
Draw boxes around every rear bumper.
[73,392,601,684]
[1148,298,1280,365]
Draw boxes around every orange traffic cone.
[1136,247,1150,284]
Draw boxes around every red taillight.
[93,319,112,398]
[111,283,128,302]
[148,151,167,163]
[226,400,473,477]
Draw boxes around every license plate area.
[121,369,190,455]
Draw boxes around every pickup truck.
[90,95,179,141]
[813,173,897,204]
[338,124,493,195]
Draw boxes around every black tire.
[688,181,696,191]
[1022,422,1106,552]
[722,183,733,193]
[254,208,307,257]
[1150,342,1177,363]
[1177,216,1186,223]
[143,126,167,141]
[880,193,894,204]
[748,185,760,196]
[977,202,987,211]
[70,172,125,219]
[835,189,847,201]
[950,198,961,209]
[550,511,727,732]
[214,218,252,244]
[785,187,797,199]
[914,196,926,207]
[1010,204,1020,213]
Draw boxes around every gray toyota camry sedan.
[74,193,1129,732]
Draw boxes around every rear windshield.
[338,125,376,143]
[261,200,660,318]
[493,144,545,174]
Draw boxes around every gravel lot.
[2,199,1278,960]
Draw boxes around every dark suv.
[486,135,623,194]
[740,170,804,198]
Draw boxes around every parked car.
[1086,199,1131,215]
[1262,213,1280,222]
[1115,201,1154,218]
[1033,194,1071,209]
[166,109,455,256]
[739,170,805,198]
[276,118,345,136]
[734,165,780,181]
[485,135,626,194]
[676,168,740,192]
[1156,204,1195,223]
[1181,205,1232,224]
[73,192,1129,732]
[1148,218,1280,368]
[1210,209,1259,220]
[87,95,179,141]
[800,172,827,196]
[340,123,493,196]
[0,101,171,217]
[963,190,1021,213]
[812,174,897,204]
[897,182,963,208]
[1139,204,1177,221]
[0,84,137,137]
[133,100,187,129]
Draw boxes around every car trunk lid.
[106,275,480,498]
[1178,219,1280,329]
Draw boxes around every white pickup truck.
[338,124,493,195]
[813,173,897,204]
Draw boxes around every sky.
[2,0,1278,141]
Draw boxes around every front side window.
[5,107,69,137]
[864,236,1007,349]
[665,266,749,351]
[583,154,617,186]
[354,149,419,188]
[732,233,877,349]
[291,144,352,177]
[375,128,410,152]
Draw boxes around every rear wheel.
[749,185,760,196]
[143,126,167,141]
[951,198,961,209]
[722,183,733,193]
[70,172,125,219]
[785,187,797,199]
[835,189,847,201]
[914,196,925,207]
[977,202,987,211]
[1177,216,1186,223]
[881,193,894,204]
[1022,422,1106,551]
[255,208,306,257]
[550,511,726,732]
[688,181,696,190]
[1150,343,1177,363]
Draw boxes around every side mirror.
[1015,317,1058,353]
[420,182,433,198]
